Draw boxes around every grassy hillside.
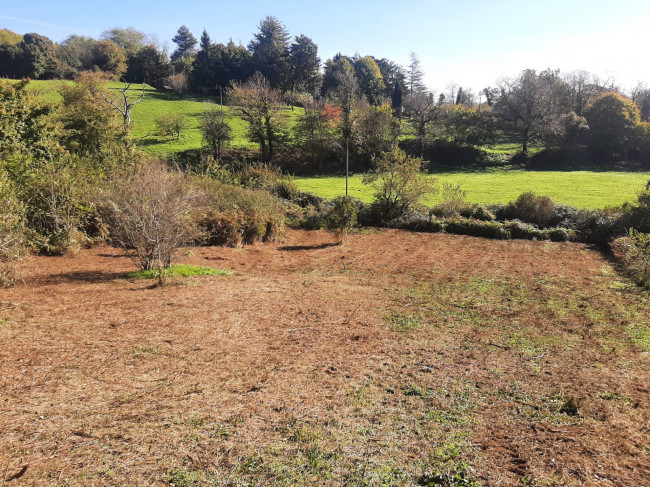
[294,170,650,209]
[19,79,303,158]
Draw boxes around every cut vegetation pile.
[1,229,648,486]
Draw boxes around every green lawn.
[17,79,303,158]
[293,170,650,209]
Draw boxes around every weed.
[126,264,229,280]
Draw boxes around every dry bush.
[0,170,26,286]
[168,73,188,95]
[613,230,650,289]
[511,192,555,226]
[434,182,470,217]
[100,162,202,272]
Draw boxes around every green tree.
[101,27,149,58]
[171,25,197,74]
[155,114,186,140]
[354,55,386,105]
[125,44,172,87]
[356,102,400,164]
[92,39,127,79]
[294,101,341,170]
[288,34,321,94]
[406,51,426,94]
[585,91,644,160]
[326,196,358,243]
[248,16,291,89]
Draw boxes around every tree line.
[1,18,650,169]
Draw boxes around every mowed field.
[294,171,650,209]
[1,229,649,486]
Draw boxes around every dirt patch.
[1,229,648,486]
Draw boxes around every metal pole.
[345,137,349,196]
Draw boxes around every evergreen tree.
[191,30,214,90]
[248,16,290,89]
[354,56,386,105]
[391,82,403,118]
[406,51,426,94]
[288,34,321,94]
[171,25,198,74]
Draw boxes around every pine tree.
[171,25,197,62]
[406,51,426,94]
[248,16,290,89]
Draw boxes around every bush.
[445,218,509,239]
[463,204,496,221]
[575,208,623,243]
[509,192,555,226]
[325,196,358,243]
[503,220,545,240]
[191,178,285,247]
[100,162,201,273]
[155,114,186,140]
[546,227,571,242]
[433,182,470,217]
[363,147,436,222]
[0,170,26,286]
[613,230,650,289]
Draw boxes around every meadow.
[293,170,650,208]
[22,80,302,158]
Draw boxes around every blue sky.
[2,0,649,93]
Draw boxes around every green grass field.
[293,170,650,209]
[19,79,302,158]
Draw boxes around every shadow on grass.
[279,243,339,251]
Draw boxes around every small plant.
[325,195,358,243]
[435,182,469,217]
[155,114,186,140]
[363,147,437,222]
[126,264,228,280]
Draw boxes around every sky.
[2,0,650,94]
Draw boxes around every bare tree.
[403,91,439,157]
[103,82,145,131]
[168,73,188,95]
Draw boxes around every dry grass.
[1,229,648,486]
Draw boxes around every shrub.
[445,218,509,239]
[363,147,436,222]
[575,208,623,243]
[191,178,285,247]
[0,170,26,286]
[155,114,186,140]
[325,196,358,243]
[613,230,650,289]
[100,162,201,274]
[433,182,470,217]
[510,192,555,226]
[546,227,571,242]
[467,205,496,221]
[503,220,545,240]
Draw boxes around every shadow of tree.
[279,243,339,251]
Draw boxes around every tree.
[391,82,404,119]
[0,168,26,287]
[58,72,125,154]
[200,103,232,158]
[356,102,400,164]
[0,29,22,45]
[631,82,650,122]
[191,30,214,90]
[375,57,406,97]
[362,147,435,221]
[288,34,321,94]
[171,25,197,74]
[585,91,644,160]
[155,114,186,140]
[406,51,426,94]
[18,33,58,79]
[125,44,172,87]
[354,56,386,105]
[228,72,288,161]
[56,35,98,77]
[248,16,291,89]
[294,101,341,170]
[441,105,497,146]
[101,27,149,58]
[103,82,146,131]
[494,69,566,155]
[403,91,439,156]
[92,39,127,79]
[321,54,354,98]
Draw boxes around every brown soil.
[1,229,648,486]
